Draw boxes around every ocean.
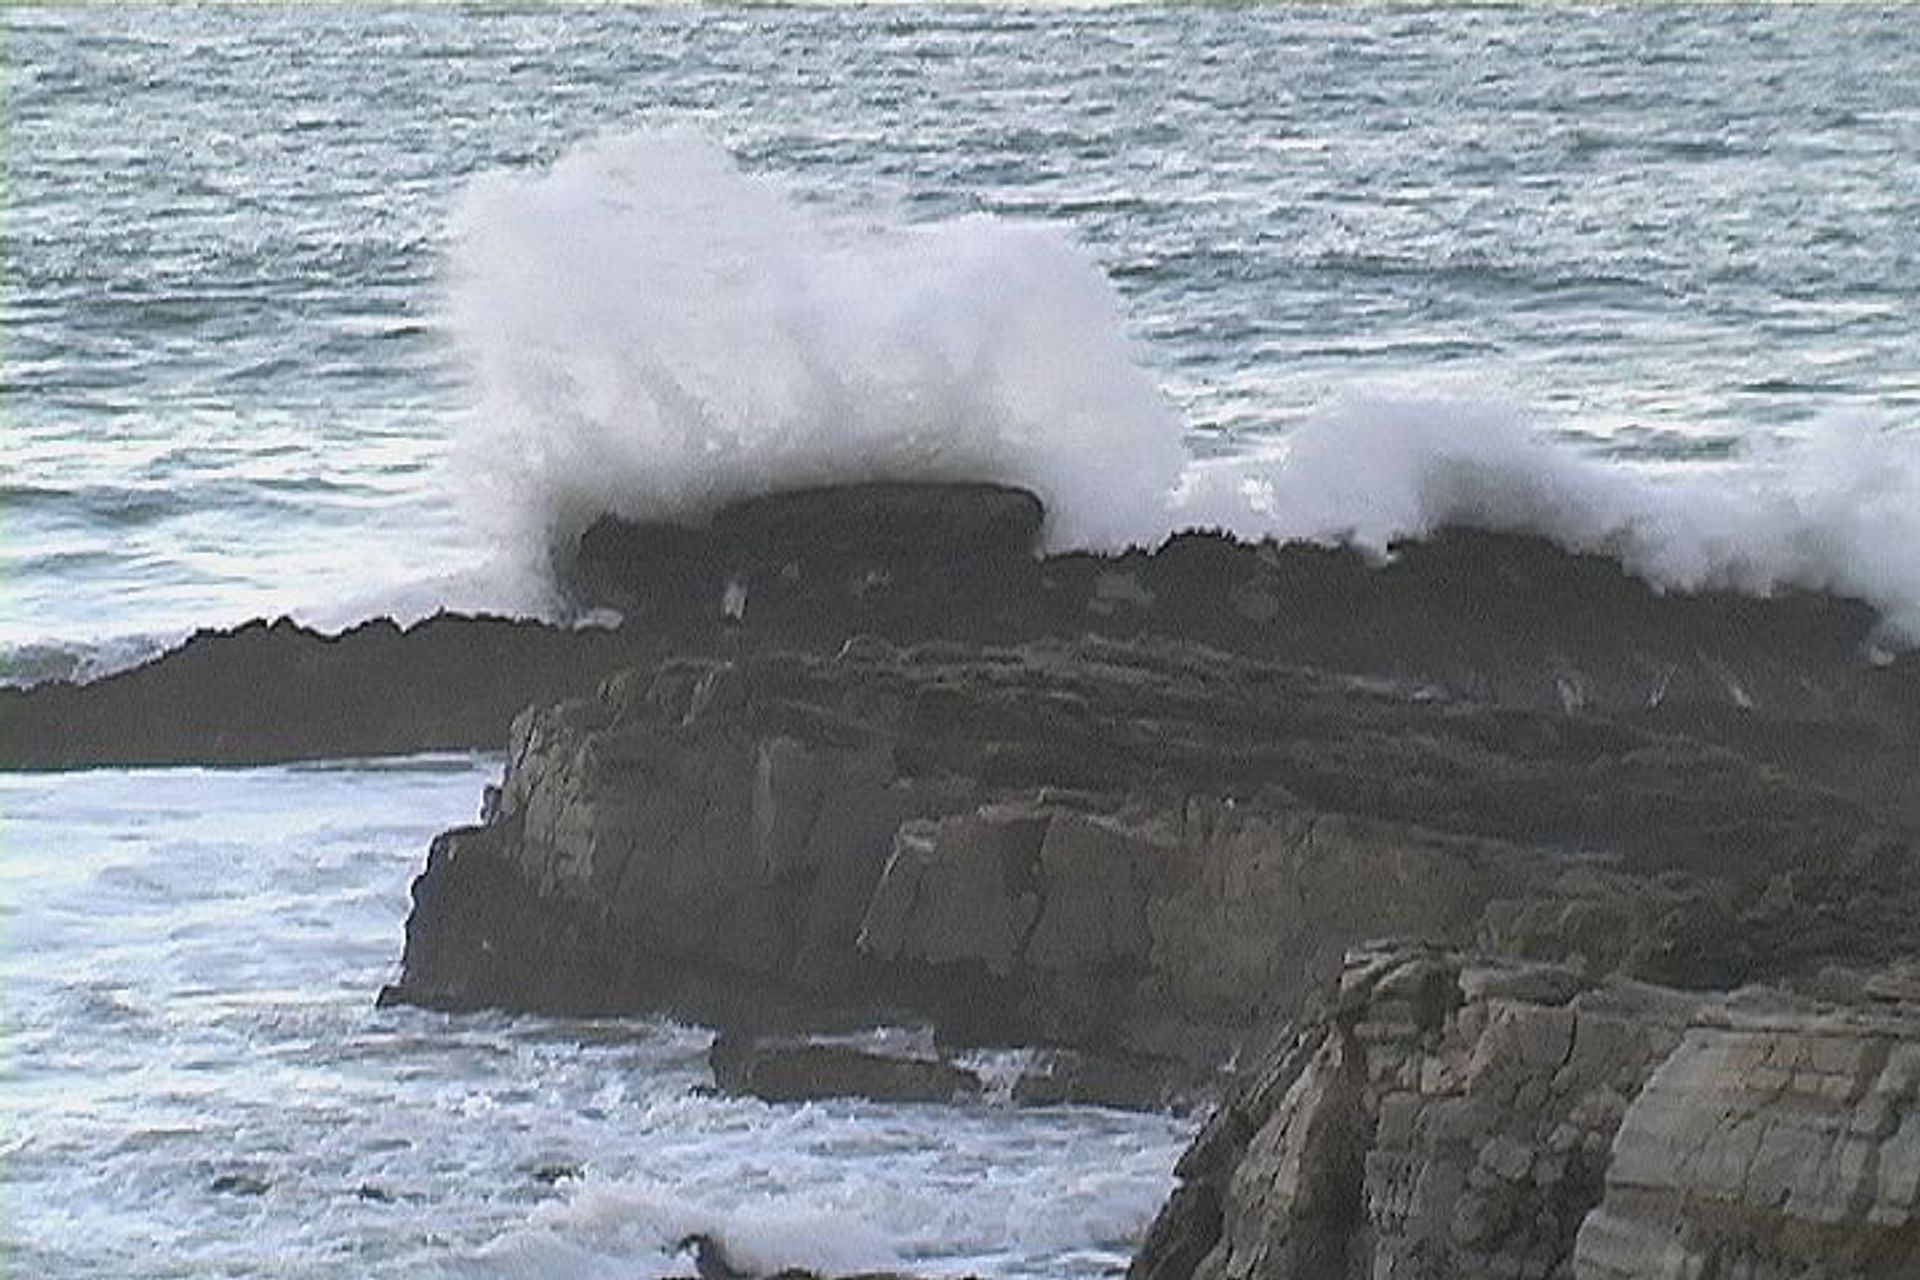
[4,4,1919,1276]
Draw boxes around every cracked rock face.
[1576,1015,1920,1279]
[1133,946,1920,1280]
[386,631,1917,1099]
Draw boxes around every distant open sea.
[4,6,1919,1277]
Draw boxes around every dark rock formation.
[705,1032,1177,1111]
[15,480,1920,1277]
[363,485,1920,1277]
[706,1028,975,1105]
[568,484,1920,822]
[8,483,1917,817]
[709,1031,983,1105]
[381,630,1919,1097]
[1131,943,1920,1280]
[0,614,655,768]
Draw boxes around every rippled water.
[8,5,1920,659]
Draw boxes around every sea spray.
[448,132,1920,645]
[445,131,1187,564]
[1176,393,1920,642]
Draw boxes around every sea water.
[9,5,1920,666]
[0,761,1189,1278]
[7,6,1920,1276]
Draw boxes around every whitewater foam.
[1176,393,1920,641]
[448,132,1920,644]
[463,1182,904,1280]
[447,131,1186,565]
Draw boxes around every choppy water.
[9,4,1920,666]
[8,7,1920,1276]
[0,761,1188,1279]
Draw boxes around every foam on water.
[0,762,1190,1279]
[449,132,1920,644]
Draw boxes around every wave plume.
[448,133,1920,644]
[447,131,1185,562]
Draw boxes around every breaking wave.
[1177,393,1920,643]
[448,132,1920,643]
[446,131,1184,559]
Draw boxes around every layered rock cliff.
[363,485,1920,1278]
[1132,944,1920,1280]
[14,480,1920,1275]
[383,628,1919,1097]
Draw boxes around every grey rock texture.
[385,631,1916,1098]
[1135,946,1920,1280]
[707,1031,983,1105]
[1576,1010,1920,1279]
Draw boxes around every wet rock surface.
[708,1031,983,1105]
[17,482,1920,1275]
[0,614,655,769]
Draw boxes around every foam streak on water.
[0,761,1189,1279]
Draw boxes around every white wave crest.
[1176,391,1920,642]
[446,130,1185,563]
[454,1181,903,1280]
[447,132,1920,645]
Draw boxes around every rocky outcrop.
[323,485,1920,1278]
[708,1031,983,1105]
[11,480,1917,1272]
[0,614,655,768]
[1132,945,1920,1280]
[1577,1011,1920,1279]
[9,484,1917,818]
[568,485,1920,821]
[383,629,1918,1100]
[706,1032,1181,1111]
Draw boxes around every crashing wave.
[447,132,1920,644]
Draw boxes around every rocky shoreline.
[1134,943,1920,1280]
[14,481,1920,1277]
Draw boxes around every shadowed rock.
[7,483,1916,824]
[381,630,1919,1101]
[0,614,655,769]
[708,1031,983,1105]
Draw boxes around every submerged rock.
[208,1172,272,1197]
[668,1232,956,1280]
